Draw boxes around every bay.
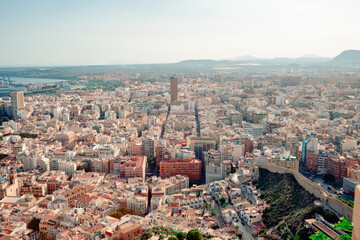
[1,77,66,84]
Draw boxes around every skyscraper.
[170,76,178,103]
[10,91,24,119]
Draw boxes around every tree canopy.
[186,229,203,240]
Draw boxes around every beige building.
[142,137,156,158]
[0,169,21,200]
[205,160,232,183]
[114,221,143,240]
[170,76,178,103]
[353,186,360,240]
[10,91,24,119]
[0,194,36,207]
[189,137,217,161]
[126,196,148,215]
[53,185,85,207]
[37,171,67,194]
[268,156,299,171]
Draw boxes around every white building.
[188,101,195,110]
[98,145,119,158]
[105,110,117,120]
[341,138,357,153]
[53,106,62,120]
[58,160,77,176]
[243,122,264,139]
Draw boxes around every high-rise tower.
[10,91,24,119]
[170,76,178,104]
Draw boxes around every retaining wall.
[258,164,353,220]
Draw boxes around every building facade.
[160,158,202,181]
[170,76,178,103]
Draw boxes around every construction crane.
[0,77,14,85]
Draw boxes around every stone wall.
[258,164,353,220]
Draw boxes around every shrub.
[141,232,153,240]
[186,229,203,240]
[27,218,40,231]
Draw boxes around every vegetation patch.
[336,196,354,208]
[109,206,137,219]
[20,132,38,139]
[257,168,337,239]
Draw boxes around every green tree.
[169,237,178,240]
[219,197,226,204]
[310,218,352,240]
[336,197,354,208]
[27,217,40,231]
[177,232,187,240]
[235,225,240,236]
[210,208,215,216]
[309,232,331,240]
[322,209,339,223]
[109,206,137,219]
[186,229,203,240]
[19,132,38,139]
[141,232,153,240]
[334,218,352,240]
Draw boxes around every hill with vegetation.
[256,168,339,239]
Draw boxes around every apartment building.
[160,158,201,181]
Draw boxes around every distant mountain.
[233,55,258,61]
[300,54,324,58]
[176,55,331,67]
[258,56,330,64]
[176,59,218,64]
[330,50,360,65]
[175,59,232,68]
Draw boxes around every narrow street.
[235,218,255,240]
[214,199,254,239]
[194,106,201,137]
[213,202,224,227]
[160,105,171,138]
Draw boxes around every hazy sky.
[0,0,359,66]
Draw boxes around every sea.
[1,77,66,84]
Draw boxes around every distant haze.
[0,0,360,66]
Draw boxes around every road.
[214,200,254,240]
[213,201,224,226]
[236,221,254,240]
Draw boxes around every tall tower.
[10,91,24,119]
[9,168,17,185]
[170,76,178,104]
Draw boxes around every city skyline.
[0,1,360,239]
[1,0,360,66]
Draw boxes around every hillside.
[330,49,360,65]
[256,168,338,240]
[137,227,221,240]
